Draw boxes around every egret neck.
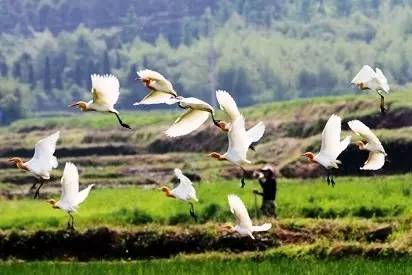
[69,101,88,112]
[160,186,175,198]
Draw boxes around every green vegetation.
[1,258,412,275]
[1,1,412,123]
[1,175,412,230]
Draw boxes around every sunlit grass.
[1,174,412,230]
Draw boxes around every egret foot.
[380,95,387,115]
[113,112,132,130]
[249,144,256,151]
[33,181,44,199]
[189,203,198,222]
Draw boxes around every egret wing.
[319,114,342,157]
[216,90,241,122]
[172,168,198,201]
[60,162,79,204]
[91,74,120,107]
[165,109,210,137]
[252,223,272,232]
[76,184,94,205]
[135,90,175,105]
[137,69,176,95]
[247,121,265,143]
[348,120,384,152]
[179,97,214,112]
[375,68,390,93]
[31,131,59,169]
[228,194,252,229]
[361,152,385,170]
[351,65,375,84]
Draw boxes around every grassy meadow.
[1,175,412,230]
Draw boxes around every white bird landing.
[69,74,131,129]
[134,69,178,105]
[220,194,271,239]
[9,131,60,198]
[348,120,386,170]
[303,114,351,186]
[209,90,265,187]
[351,65,390,114]
[47,162,94,230]
[165,96,220,137]
[160,168,199,221]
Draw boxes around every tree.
[102,51,111,73]
[43,56,51,91]
[12,61,21,78]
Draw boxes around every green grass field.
[1,174,412,230]
[1,258,412,275]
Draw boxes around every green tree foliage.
[0,0,412,123]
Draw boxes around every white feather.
[90,74,120,109]
[134,90,176,105]
[136,69,176,96]
[247,121,265,143]
[216,90,241,122]
[223,116,251,165]
[25,131,60,179]
[171,168,198,202]
[361,152,386,170]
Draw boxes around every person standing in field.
[253,165,277,217]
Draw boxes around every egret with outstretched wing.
[134,69,177,105]
[9,131,60,198]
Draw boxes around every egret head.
[141,78,152,88]
[208,152,225,161]
[8,157,28,170]
[216,120,230,132]
[159,186,175,198]
[47,199,59,209]
[302,152,316,162]
[218,223,234,233]
[355,141,366,150]
[69,101,88,112]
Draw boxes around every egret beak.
[69,103,78,107]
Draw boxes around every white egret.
[47,162,94,230]
[165,96,220,137]
[160,168,199,221]
[302,114,351,186]
[134,69,178,105]
[219,194,271,239]
[209,90,265,187]
[348,120,386,170]
[69,74,131,129]
[9,131,60,198]
[351,65,390,114]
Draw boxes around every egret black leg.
[380,95,386,114]
[330,170,336,187]
[249,144,256,151]
[112,112,132,130]
[211,113,221,128]
[189,202,198,222]
[241,168,246,188]
[326,170,331,186]
[68,213,75,230]
[34,181,44,199]
[29,182,37,192]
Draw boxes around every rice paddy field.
[2,93,412,273]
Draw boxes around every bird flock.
[8,65,390,239]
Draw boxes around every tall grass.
[1,174,412,230]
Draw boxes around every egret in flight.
[47,162,94,230]
[302,114,351,186]
[209,90,265,187]
[69,74,131,129]
[160,168,199,221]
[348,120,386,170]
[134,69,178,105]
[165,96,220,137]
[351,65,390,114]
[219,194,271,239]
[9,131,60,198]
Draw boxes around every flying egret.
[160,168,199,221]
[69,74,131,129]
[47,162,94,230]
[9,131,60,198]
[208,90,265,187]
[302,114,351,186]
[348,120,386,170]
[134,69,178,105]
[219,194,271,239]
[351,65,390,114]
[165,96,221,137]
